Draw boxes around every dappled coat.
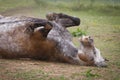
[0,13,107,67]
[0,13,80,63]
[0,16,55,59]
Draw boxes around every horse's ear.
[79,35,85,42]
[88,36,94,45]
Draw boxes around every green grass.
[0,0,120,80]
[71,28,87,37]
[0,0,35,12]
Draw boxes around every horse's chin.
[95,61,107,67]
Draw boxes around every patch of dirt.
[0,59,89,80]
[0,59,87,74]
[0,58,119,80]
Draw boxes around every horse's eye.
[89,36,91,39]
[85,38,88,40]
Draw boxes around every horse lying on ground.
[78,35,107,67]
[0,13,80,61]
[0,13,107,67]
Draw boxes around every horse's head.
[79,35,94,47]
[79,35,107,67]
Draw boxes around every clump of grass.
[71,28,87,37]
[85,69,100,78]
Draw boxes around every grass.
[0,0,35,12]
[85,69,100,78]
[71,28,87,37]
[0,0,120,80]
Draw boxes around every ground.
[0,0,120,80]
[0,58,119,80]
